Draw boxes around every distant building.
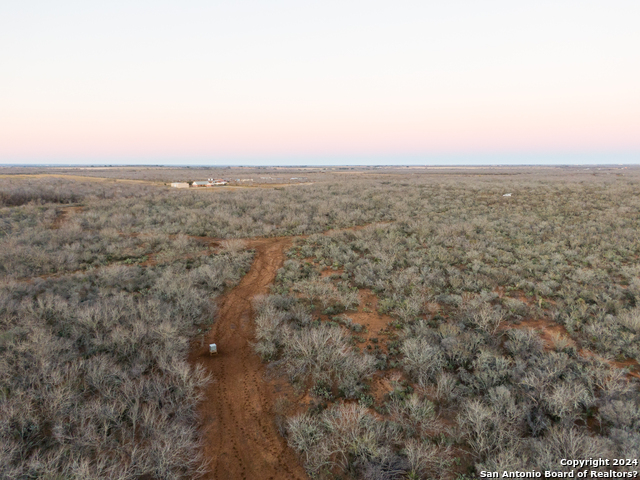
[171,182,190,188]
[192,181,210,187]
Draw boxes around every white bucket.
[209,343,217,354]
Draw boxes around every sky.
[1,1,639,166]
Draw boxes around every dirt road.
[189,237,308,480]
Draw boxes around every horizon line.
[1,163,639,169]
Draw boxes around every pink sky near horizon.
[1,1,639,163]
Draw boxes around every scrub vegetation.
[0,253,253,479]
[255,170,640,478]
[1,167,639,479]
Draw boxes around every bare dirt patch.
[354,289,393,335]
[51,205,83,229]
[502,316,571,349]
[610,358,640,380]
[502,316,640,380]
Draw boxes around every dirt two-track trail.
[189,237,308,480]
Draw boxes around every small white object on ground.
[209,343,217,355]
[503,193,512,197]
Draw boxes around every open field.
[0,173,314,191]
[0,173,162,185]
[1,166,640,479]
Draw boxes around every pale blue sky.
[1,1,639,165]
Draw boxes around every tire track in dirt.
[189,236,308,480]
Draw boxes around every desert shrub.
[461,350,514,394]
[292,278,359,311]
[528,426,614,471]
[0,185,81,206]
[549,331,574,352]
[284,325,375,397]
[388,392,436,433]
[391,293,426,323]
[458,394,524,460]
[401,338,445,385]
[465,301,504,335]
[435,372,460,405]
[253,294,374,397]
[0,248,253,479]
[436,294,463,307]
[404,439,451,479]
[616,305,640,333]
[440,329,486,369]
[609,429,640,470]
[287,403,448,479]
[599,398,640,430]
[543,381,594,424]
[253,299,289,361]
[504,328,545,358]
[502,298,529,318]
[289,404,377,475]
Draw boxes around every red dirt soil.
[352,289,394,339]
[188,224,391,479]
[502,316,640,380]
[501,316,571,349]
[189,237,308,480]
[51,205,83,229]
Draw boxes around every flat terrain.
[190,237,307,480]
[0,173,313,189]
[2,166,639,480]
[0,173,161,184]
